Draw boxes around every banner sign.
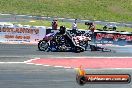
[0,26,46,44]
[94,31,132,45]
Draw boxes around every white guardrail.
[0,22,46,44]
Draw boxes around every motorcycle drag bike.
[38,31,91,53]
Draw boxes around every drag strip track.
[0,44,132,88]
[0,44,132,60]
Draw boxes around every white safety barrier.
[0,23,46,44]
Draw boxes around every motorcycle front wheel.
[38,40,49,51]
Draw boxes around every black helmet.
[59,26,66,34]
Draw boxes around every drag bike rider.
[53,25,79,51]
[43,26,67,51]
[51,26,69,50]
[54,25,67,43]
[46,25,84,52]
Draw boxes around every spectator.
[51,19,58,30]
[72,19,78,34]
[89,22,96,43]
[89,22,96,32]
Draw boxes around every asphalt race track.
[0,44,132,88]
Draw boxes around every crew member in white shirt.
[72,19,77,34]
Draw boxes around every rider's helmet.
[59,26,66,34]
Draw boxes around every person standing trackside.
[89,22,96,33]
[89,22,96,43]
[72,19,78,34]
[51,19,58,30]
